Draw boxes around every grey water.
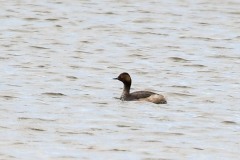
[0,0,240,159]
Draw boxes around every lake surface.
[0,0,240,159]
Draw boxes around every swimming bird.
[114,72,167,104]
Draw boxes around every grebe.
[114,72,167,104]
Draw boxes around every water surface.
[0,0,240,159]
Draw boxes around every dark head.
[113,72,132,86]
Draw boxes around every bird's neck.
[121,83,131,100]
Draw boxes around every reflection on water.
[1,0,240,159]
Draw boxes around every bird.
[114,72,167,104]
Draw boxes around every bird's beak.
[113,78,118,80]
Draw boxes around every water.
[1,0,240,159]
